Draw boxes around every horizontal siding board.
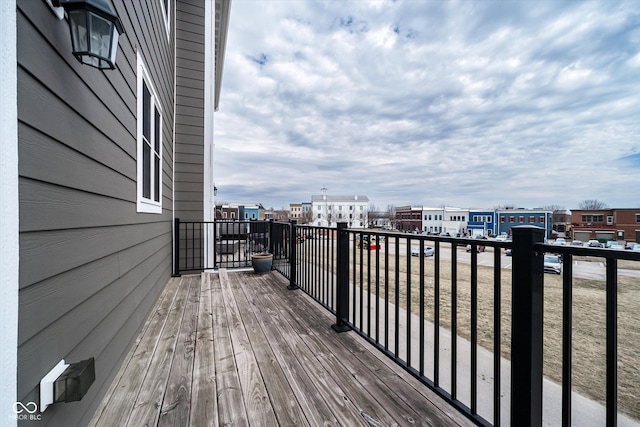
[176,96,204,110]
[18,248,171,399]
[174,133,205,145]
[176,13,205,28]
[175,56,205,71]
[19,125,134,201]
[175,105,204,118]
[177,75,205,90]
[20,222,170,288]
[176,115,204,128]
[176,0,205,17]
[176,49,206,67]
[18,234,170,344]
[174,191,206,203]
[175,152,204,165]
[176,38,205,55]
[173,181,203,193]
[173,201,204,212]
[17,10,136,134]
[176,65,204,81]
[18,70,136,171]
[17,67,134,161]
[19,179,151,232]
[176,124,205,137]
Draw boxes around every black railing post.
[172,217,181,277]
[332,222,352,332]
[511,225,544,426]
[288,220,298,290]
[268,219,274,255]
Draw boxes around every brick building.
[571,208,640,243]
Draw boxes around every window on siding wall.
[137,53,162,214]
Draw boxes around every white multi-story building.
[311,189,369,228]
[421,207,444,233]
[442,207,470,236]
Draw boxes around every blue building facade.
[495,209,553,237]
[240,205,259,220]
[468,211,496,236]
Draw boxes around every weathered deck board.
[90,270,475,427]
[89,275,184,427]
[158,275,200,426]
[225,271,310,426]
[211,270,248,426]
[189,273,217,427]
[218,269,279,425]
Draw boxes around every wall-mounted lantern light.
[53,0,124,70]
[214,185,218,197]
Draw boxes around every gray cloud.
[214,0,640,210]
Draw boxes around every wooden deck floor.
[89,269,474,426]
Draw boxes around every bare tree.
[542,204,565,211]
[578,199,608,210]
[386,204,396,227]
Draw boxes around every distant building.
[468,210,496,237]
[368,211,392,228]
[442,207,469,236]
[215,204,238,220]
[311,193,369,228]
[571,208,640,243]
[421,207,444,234]
[496,208,553,238]
[289,203,302,220]
[396,206,423,232]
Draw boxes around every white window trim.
[160,0,171,41]
[137,51,163,214]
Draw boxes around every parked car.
[466,244,485,253]
[570,240,584,247]
[609,244,624,250]
[553,238,567,245]
[631,244,640,252]
[587,240,603,248]
[411,246,435,257]
[544,254,562,274]
[505,248,513,256]
[496,234,508,242]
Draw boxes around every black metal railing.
[173,219,640,426]
[173,218,298,287]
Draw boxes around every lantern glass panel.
[88,12,112,60]
[68,10,88,53]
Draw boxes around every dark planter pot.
[251,253,273,273]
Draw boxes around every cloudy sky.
[213,0,640,211]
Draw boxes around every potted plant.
[251,253,273,273]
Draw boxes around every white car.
[411,246,435,257]
[587,240,603,248]
[554,238,567,245]
[570,240,584,247]
[544,254,562,275]
[496,234,508,242]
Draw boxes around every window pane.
[154,154,160,202]
[154,108,160,152]
[143,83,151,141]
[142,143,150,199]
